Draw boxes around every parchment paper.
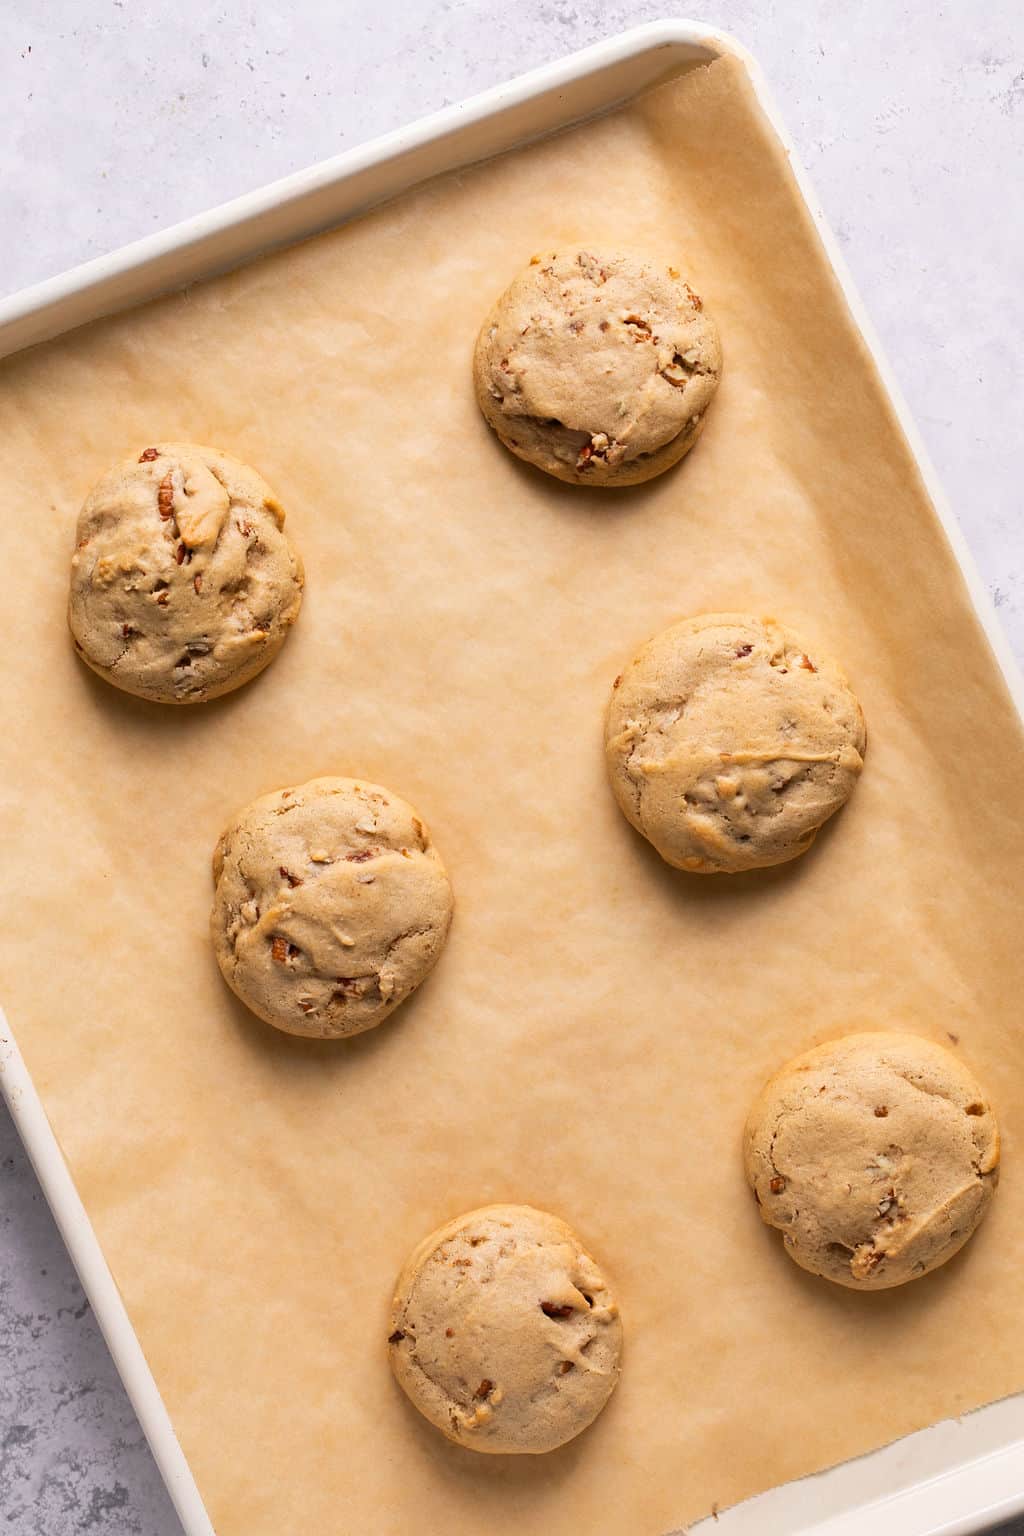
[3,55,1024,1536]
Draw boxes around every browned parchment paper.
[3,54,1024,1536]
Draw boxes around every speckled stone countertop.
[2,3,1022,1531]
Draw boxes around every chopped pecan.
[346,848,376,864]
[139,447,160,463]
[874,1105,888,1117]
[769,1175,786,1194]
[175,542,189,565]
[279,867,303,888]
[271,936,288,964]
[388,1330,405,1344]
[473,1379,493,1400]
[623,314,652,341]
[540,1302,574,1319]
[193,573,203,594]
[576,431,624,471]
[577,251,608,283]
[157,472,175,519]
[735,644,753,658]
[851,1245,884,1278]
[121,623,136,638]
[612,673,622,689]
[558,1360,574,1375]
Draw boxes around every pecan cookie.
[211,777,453,1039]
[68,443,303,703]
[744,1033,999,1290]
[605,613,866,873]
[473,249,721,486]
[388,1204,622,1454]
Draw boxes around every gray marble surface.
[1,2,1022,1531]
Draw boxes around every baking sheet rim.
[3,19,1024,1536]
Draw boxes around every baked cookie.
[744,1032,999,1290]
[388,1204,622,1454]
[473,249,721,487]
[605,613,866,873]
[68,442,303,703]
[211,777,453,1039]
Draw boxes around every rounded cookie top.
[68,442,304,704]
[210,776,453,1039]
[744,1032,999,1290]
[605,612,866,873]
[388,1204,622,1455]
[473,249,721,487]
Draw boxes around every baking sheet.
[2,52,1023,1536]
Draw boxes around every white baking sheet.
[3,22,1023,1536]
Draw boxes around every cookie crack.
[399,1335,481,1434]
[381,926,433,964]
[888,1070,958,1106]
[620,723,650,829]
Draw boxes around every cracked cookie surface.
[744,1032,999,1290]
[210,776,453,1039]
[68,442,304,703]
[605,612,866,873]
[388,1204,622,1454]
[473,249,721,487]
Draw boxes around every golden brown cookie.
[605,613,866,873]
[68,442,303,703]
[211,777,453,1039]
[388,1204,622,1454]
[473,249,721,486]
[744,1032,999,1290]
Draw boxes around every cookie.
[473,249,721,487]
[388,1204,622,1454]
[210,777,453,1039]
[605,613,866,873]
[744,1032,999,1290]
[68,443,304,703]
